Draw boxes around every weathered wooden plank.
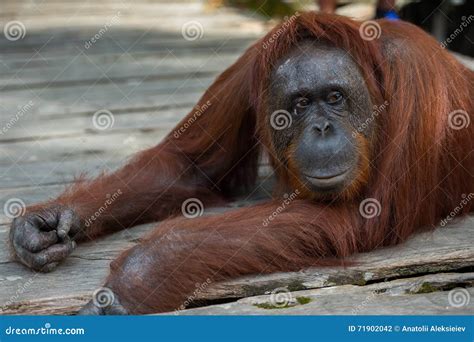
[0,185,72,225]
[0,106,187,141]
[175,273,474,315]
[0,13,251,27]
[0,53,240,89]
[0,72,215,121]
[0,39,254,70]
[0,127,169,166]
[0,46,254,79]
[0,215,472,315]
[0,94,202,126]
[1,72,213,103]
[0,88,207,130]
[0,159,122,189]
[0,17,263,54]
[0,2,206,16]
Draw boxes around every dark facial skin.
[268,42,374,196]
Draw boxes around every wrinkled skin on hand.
[9,205,81,272]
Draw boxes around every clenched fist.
[9,205,82,272]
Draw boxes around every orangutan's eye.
[326,91,343,105]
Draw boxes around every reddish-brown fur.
[19,13,474,313]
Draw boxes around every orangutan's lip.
[303,169,350,186]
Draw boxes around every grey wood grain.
[0,106,186,141]
[0,128,170,167]
[175,273,474,315]
[0,41,253,73]
[0,76,214,119]
[0,54,240,89]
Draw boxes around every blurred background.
[227,0,474,56]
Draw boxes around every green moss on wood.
[241,280,307,298]
[253,302,289,310]
[409,282,438,294]
[253,296,312,310]
[296,296,312,305]
[326,273,367,287]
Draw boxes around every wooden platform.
[0,0,473,315]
